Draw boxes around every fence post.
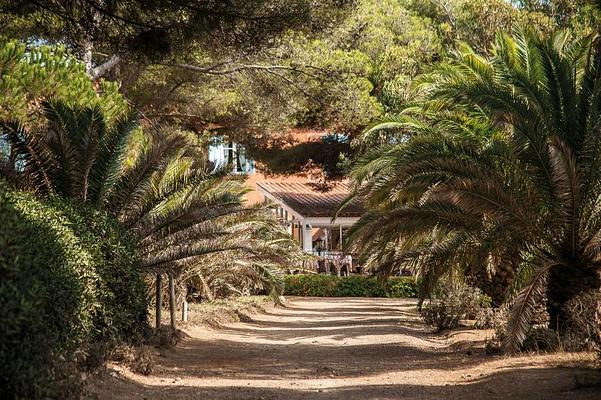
[155,273,162,328]
[168,272,176,330]
[182,300,188,322]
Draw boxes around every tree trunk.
[80,0,121,80]
[155,273,162,328]
[547,265,601,332]
[468,261,516,307]
[90,55,120,80]
[169,273,176,330]
[82,37,95,77]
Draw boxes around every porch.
[257,180,364,274]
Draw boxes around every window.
[208,137,255,175]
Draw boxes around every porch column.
[302,221,313,253]
[284,211,290,234]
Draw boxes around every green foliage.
[447,0,553,53]
[516,0,601,31]
[474,306,504,330]
[0,1,358,137]
[0,1,335,65]
[117,0,447,138]
[2,100,301,288]
[2,96,303,308]
[332,0,443,110]
[0,1,571,183]
[108,128,304,296]
[246,135,351,177]
[386,276,420,298]
[0,182,147,399]
[283,274,417,298]
[1,99,140,200]
[57,204,149,345]
[0,0,586,171]
[0,40,126,126]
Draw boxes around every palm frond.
[504,261,553,353]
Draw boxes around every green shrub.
[420,283,490,331]
[387,277,419,298]
[283,274,417,298]
[0,183,148,399]
[521,326,560,352]
[335,275,386,297]
[58,204,149,349]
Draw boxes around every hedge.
[0,183,148,399]
[283,274,417,298]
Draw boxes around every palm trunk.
[468,261,516,306]
[547,265,601,332]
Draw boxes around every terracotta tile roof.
[257,180,364,218]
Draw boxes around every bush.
[473,307,505,330]
[387,277,419,298]
[58,204,149,349]
[0,183,148,399]
[283,274,417,298]
[487,310,560,354]
[111,344,154,376]
[562,290,601,354]
[420,283,490,331]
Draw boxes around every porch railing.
[296,251,361,275]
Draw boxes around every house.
[208,134,365,273]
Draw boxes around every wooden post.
[182,300,188,322]
[155,273,162,328]
[168,273,176,330]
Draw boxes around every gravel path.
[87,297,600,399]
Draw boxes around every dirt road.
[88,297,600,399]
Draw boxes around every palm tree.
[112,129,302,301]
[0,100,138,203]
[344,29,601,351]
[1,100,303,320]
[344,109,519,302]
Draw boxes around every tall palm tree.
[344,29,601,351]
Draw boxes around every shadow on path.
[91,367,601,400]
[87,297,600,400]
